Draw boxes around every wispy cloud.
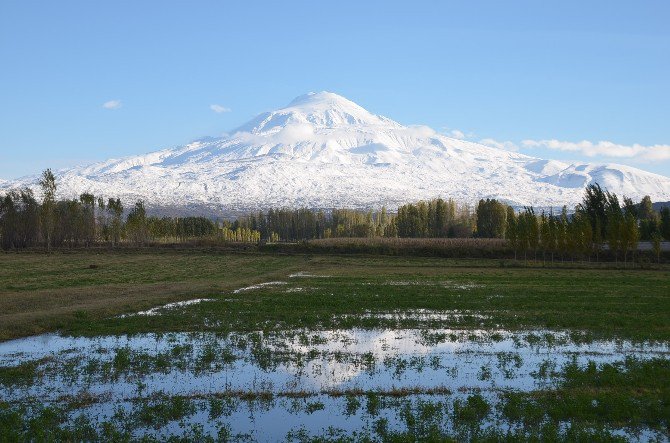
[479,138,520,152]
[448,127,670,162]
[447,129,466,140]
[440,127,520,151]
[210,104,231,113]
[441,127,474,140]
[102,99,122,110]
[521,139,670,161]
[402,125,436,138]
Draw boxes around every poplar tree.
[476,199,507,238]
[79,193,96,247]
[39,169,57,251]
[621,211,639,265]
[107,198,123,246]
[547,211,558,263]
[517,207,538,261]
[126,201,149,245]
[651,232,661,263]
[557,207,569,261]
[539,212,550,263]
[505,206,518,260]
[637,196,659,240]
[574,213,593,261]
[576,183,607,239]
[606,194,622,263]
[592,217,603,262]
[96,197,108,242]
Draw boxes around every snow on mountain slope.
[3,91,670,212]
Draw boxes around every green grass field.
[2,251,669,340]
[0,251,303,340]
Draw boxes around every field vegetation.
[1,252,669,341]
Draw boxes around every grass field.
[1,250,669,440]
[0,251,304,341]
[2,251,669,341]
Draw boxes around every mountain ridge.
[2,91,670,213]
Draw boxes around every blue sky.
[1,0,669,179]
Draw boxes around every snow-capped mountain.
[3,92,670,213]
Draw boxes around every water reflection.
[1,328,668,401]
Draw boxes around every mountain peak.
[286,91,360,108]
[234,91,400,134]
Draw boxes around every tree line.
[503,185,670,263]
[0,170,259,249]
[1,170,669,261]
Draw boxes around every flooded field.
[1,257,669,441]
[3,328,669,398]
[2,327,668,440]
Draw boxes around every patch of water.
[366,280,485,290]
[232,281,287,293]
[284,287,315,293]
[1,328,668,403]
[118,298,214,318]
[2,328,668,441]
[44,392,669,442]
[288,272,331,278]
[336,309,491,322]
